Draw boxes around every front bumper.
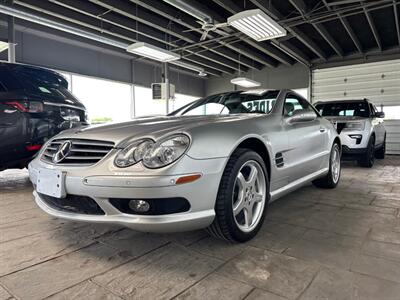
[339,130,369,160]
[29,155,226,232]
[341,146,367,154]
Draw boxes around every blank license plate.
[36,168,66,198]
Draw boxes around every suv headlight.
[344,121,365,131]
[114,134,190,168]
[143,134,190,169]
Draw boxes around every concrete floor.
[0,157,399,300]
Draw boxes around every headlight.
[344,121,365,131]
[114,135,190,168]
[114,140,154,168]
[143,134,190,169]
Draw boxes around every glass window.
[171,90,279,116]
[134,86,166,117]
[71,74,132,124]
[315,101,370,117]
[169,93,199,112]
[284,95,315,117]
[58,72,72,91]
[3,64,77,101]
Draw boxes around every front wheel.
[206,148,269,243]
[375,135,386,159]
[312,142,341,189]
[358,136,375,168]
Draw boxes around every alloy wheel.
[232,160,266,233]
[331,144,341,183]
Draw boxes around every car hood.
[56,114,258,146]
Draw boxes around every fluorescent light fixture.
[228,9,287,41]
[0,41,8,53]
[198,71,207,77]
[126,42,180,62]
[171,60,207,77]
[231,77,261,88]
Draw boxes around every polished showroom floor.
[0,157,399,300]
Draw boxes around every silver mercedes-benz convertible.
[29,89,341,242]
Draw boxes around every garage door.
[385,120,400,155]
[311,59,400,155]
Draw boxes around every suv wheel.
[375,135,386,159]
[206,148,269,243]
[359,136,375,168]
[312,142,341,189]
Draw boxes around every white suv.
[315,99,386,168]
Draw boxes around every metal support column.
[7,0,16,63]
[162,62,170,115]
[308,67,313,103]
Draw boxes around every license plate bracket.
[37,168,66,198]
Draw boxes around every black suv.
[0,63,88,171]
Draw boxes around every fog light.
[128,200,150,213]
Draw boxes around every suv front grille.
[42,138,114,166]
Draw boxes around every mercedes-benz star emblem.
[53,141,72,163]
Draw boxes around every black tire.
[358,136,375,168]
[312,142,341,189]
[375,135,386,159]
[206,148,269,243]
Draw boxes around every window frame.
[282,92,320,118]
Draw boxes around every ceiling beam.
[340,16,363,53]
[158,0,294,66]
[87,0,263,70]
[322,0,363,53]
[248,0,310,65]
[395,1,400,46]
[249,0,327,60]
[93,0,280,69]
[311,46,400,67]
[38,1,245,74]
[363,8,382,51]
[313,23,344,57]
[288,0,344,57]
[13,0,228,75]
[285,0,394,27]
[270,39,310,66]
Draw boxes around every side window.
[369,103,378,117]
[284,94,316,117]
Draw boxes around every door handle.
[319,127,326,133]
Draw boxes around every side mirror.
[375,111,385,118]
[286,109,317,124]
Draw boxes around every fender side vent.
[275,152,284,168]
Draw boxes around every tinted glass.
[170,90,279,116]
[0,64,78,102]
[284,95,316,117]
[315,102,370,117]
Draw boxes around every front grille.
[38,193,105,215]
[42,138,114,166]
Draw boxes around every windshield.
[315,101,370,118]
[170,90,279,116]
